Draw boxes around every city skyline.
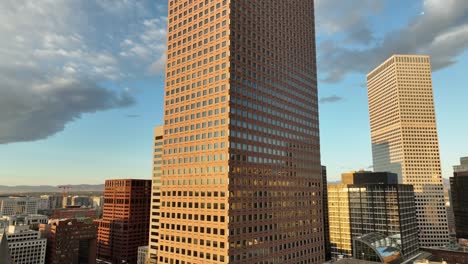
[1,1,468,186]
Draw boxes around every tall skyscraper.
[158,0,322,263]
[367,55,449,247]
[450,157,468,240]
[328,171,419,260]
[96,179,151,264]
[148,126,163,263]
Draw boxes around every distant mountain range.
[327,178,451,189]
[0,178,450,194]
[0,184,104,194]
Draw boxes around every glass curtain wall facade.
[328,180,418,260]
[328,184,352,259]
[348,185,419,258]
[158,0,322,263]
[353,233,402,264]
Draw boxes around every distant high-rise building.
[96,179,151,264]
[367,55,449,247]
[450,157,468,240]
[91,196,104,219]
[0,197,38,216]
[39,218,98,264]
[62,196,73,208]
[40,195,63,209]
[5,224,47,264]
[148,126,163,263]
[328,171,419,260]
[72,196,92,207]
[322,166,331,261]
[159,0,322,263]
[37,197,50,210]
[91,196,104,208]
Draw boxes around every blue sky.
[1,0,467,185]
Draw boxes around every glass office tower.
[328,172,419,260]
[158,0,323,263]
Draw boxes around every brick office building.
[96,179,151,264]
[40,218,98,264]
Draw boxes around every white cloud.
[119,17,167,71]
[317,0,468,82]
[149,54,168,75]
[316,0,384,44]
[95,0,147,16]
[0,0,167,144]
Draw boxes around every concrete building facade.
[158,0,322,263]
[1,214,48,229]
[72,196,92,207]
[38,197,50,210]
[148,126,163,263]
[367,55,449,247]
[0,197,38,216]
[63,196,73,207]
[40,195,63,210]
[322,166,331,261]
[6,225,47,264]
[96,179,151,264]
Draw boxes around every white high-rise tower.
[367,55,449,247]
